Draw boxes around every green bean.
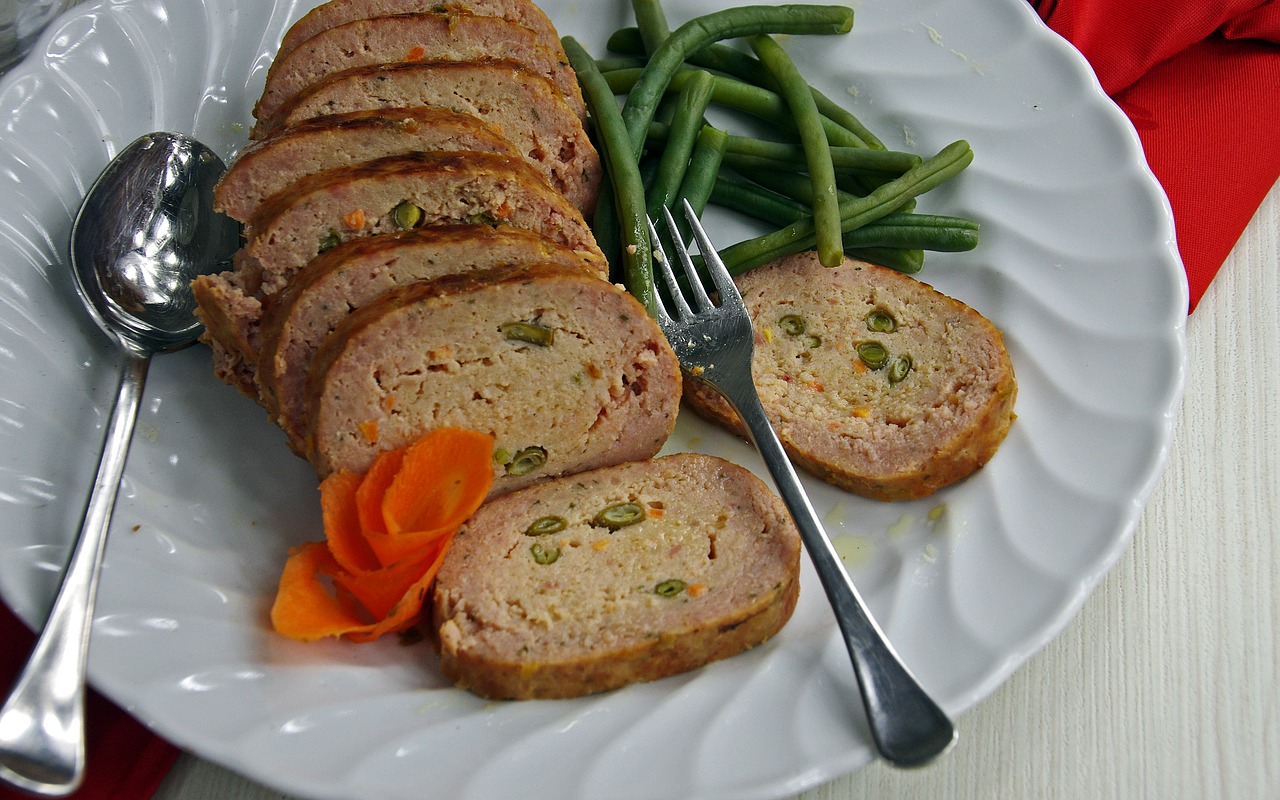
[749,33,840,265]
[847,247,925,273]
[608,25,885,149]
[678,125,729,214]
[709,170,809,224]
[712,167,974,240]
[732,164,861,211]
[718,139,974,273]
[591,174,622,280]
[647,69,715,219]
[665,125,730,248]
[646,123,918,174]
[646,126,729,288]
[606,67,867,149]
[810,87,885,152]
[639,152,662,191]
[593,55,647,72]
[630,0,672,54]
[620,5,855,157]
[719,152,902,185]
[711,175,976,253]
[563,36,656,315]
[727,138,916,174]
[745,166,920,222]
[840,216,980,252]
[594,502,646,529]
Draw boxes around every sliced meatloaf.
[193,149,604,397]
[277,0,565,63]
[683,252,1017,501]
[214,108,516,223]
[192,272,263,397]
[430,452,802,700]
[240,149,601,297]
[254,11,585,125]
[304,262,682,485]
[259,59,601,213]
[257,224,607,452]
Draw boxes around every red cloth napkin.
[1,603,180,800]
[1029,0,1280,312]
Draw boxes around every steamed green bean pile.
[561,0,980,314]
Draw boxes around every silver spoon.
[0,132,239,796]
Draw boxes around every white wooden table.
[154,178,1280,800]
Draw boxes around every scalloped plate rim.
[0,0,1187,797]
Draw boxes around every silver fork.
[649,200,956,767]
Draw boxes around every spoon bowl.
[71,131,237,352]
[0,131,239,796]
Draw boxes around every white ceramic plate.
[0,0,1186,798]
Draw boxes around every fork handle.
[712,382,957,767]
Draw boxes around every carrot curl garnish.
[271,428,495,642]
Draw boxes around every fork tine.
[661,205,715,312]
[646,215,690,321]
[679,199,745,308]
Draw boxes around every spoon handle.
[0,348,150,796]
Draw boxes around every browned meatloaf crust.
[683,253,1017,501]
[277,0,565,64]
[304,262,682,484]
[430,452,803,700]
[254,11,585,125]
[213,108,517,223]
[257,225,607,452]
[258,59,601,213]
[240,149,601,295]
[193,149,604,397]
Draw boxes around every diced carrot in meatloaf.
[430,452,802,700]
[257,59,601,213]
[254,11,584,124]
[683,252,1018,501]
[239,150,601,296]
[192,149,605,398]
[276,0,566,64]
[304,262,682,488]
[256,224,608,452]
[214,108,517,223]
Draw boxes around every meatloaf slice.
[241,149,601,297]
[254,12,585,125]
[214,108,516,223]
[193,150,603,397]
[191,271,263,398]
[684,252,1017,501]
[258,224,607,452]
[277,0,565,63]
[260,59,601,213]
[430,452,803,700]
[304,262,682,485]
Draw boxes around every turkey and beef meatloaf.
[276,0,565,64]
[213,108,518,223]
[258,59,601,213]
[237,150,602,296]
[253,11,585,125]
[304,262,682,486]
[683,252,1017,501]
[192,149,604,397]
[431,452,803,700]
[257,224,607,452]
